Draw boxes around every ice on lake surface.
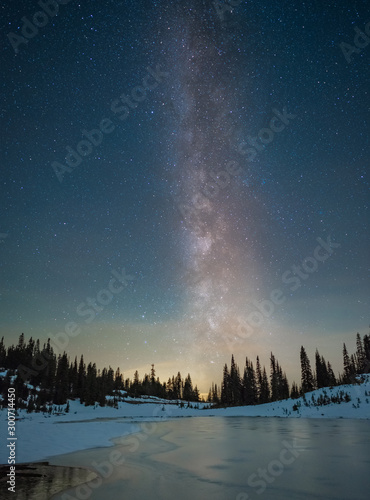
[51,417,370,500]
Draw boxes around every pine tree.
[342,343,354,383]
[84,362,98,406]
[77,355,86,401]
[34,339,40,358]
[0,337,6,367]
[173,372,183,399]
[54,353,69,405]
[27,339,41,389]
[150,364,156,385]
[99,367,108,405]
[327,361,337,386]
[114,367,124,391]
[221,363,231,405]
[290,381,300,399]
[18,333,25,350]
[363,334,370,372]
[70,357,78,397]
[44,339,56,391]
[279,368,290,400]
[161,381,167,399]
[350,354,357,378]
[260,367,270,403]
[132,370,140,397]
[183,374,194,401]
[25,337,35,367]
[193,385,200,402]
[208,382,215,403]
[166,377,173,399]
[256,356,263,402]
[242,357,257,405]
[270,353,278,401]
[300,346,315,393]
[315,349,330,388]
[356,333,366,373]
[107,367,114,395]
[212,382,220,404]
[14,333,27,367]
[230,355,241,405]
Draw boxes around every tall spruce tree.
[54,353,69,405]
[290,381,300,399]
[327,361,337,387]
[260,367,270,403]
[70,357,78,397]
[342,343,354,383]
[213,382,220,404]
[174,372,183,399]
[300,346,315,393]
[270,353,279,401]
[114,367,124,391]
[221,363,231,405]
[84,362,98,405]
[230,355,241,405]
[242,357,257,405]
[256,356,263,402]
[0,337,6,367]
[363,334,370,371]
[107,367,114,395]
[279,366,290,400]
[355,333,366,373]
[183,374,194,401]
[315,349,330,388]
[77,355,86,401]
[38,339,56,394]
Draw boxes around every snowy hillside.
[219,373,370,419]
[0,375,369,464]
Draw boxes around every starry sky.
[1,0,369,392]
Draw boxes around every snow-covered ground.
[0,375,369,464]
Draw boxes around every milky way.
[161,5,262,360]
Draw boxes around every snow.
[0,375,369,465]
[219,376,370,419]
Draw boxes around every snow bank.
[218,374,370,419]
[0,376,369,464]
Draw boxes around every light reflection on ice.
[52,417,370,500]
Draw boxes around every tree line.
[0,331,369,412]
[207,332,370,406]
[0,334,200,412]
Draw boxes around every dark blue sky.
[1,0,369,391]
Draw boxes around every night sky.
[1,0,369,393]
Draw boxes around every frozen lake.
[51,417,370,500]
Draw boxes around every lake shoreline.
[0,461,99,500]
[1,378,369,467]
